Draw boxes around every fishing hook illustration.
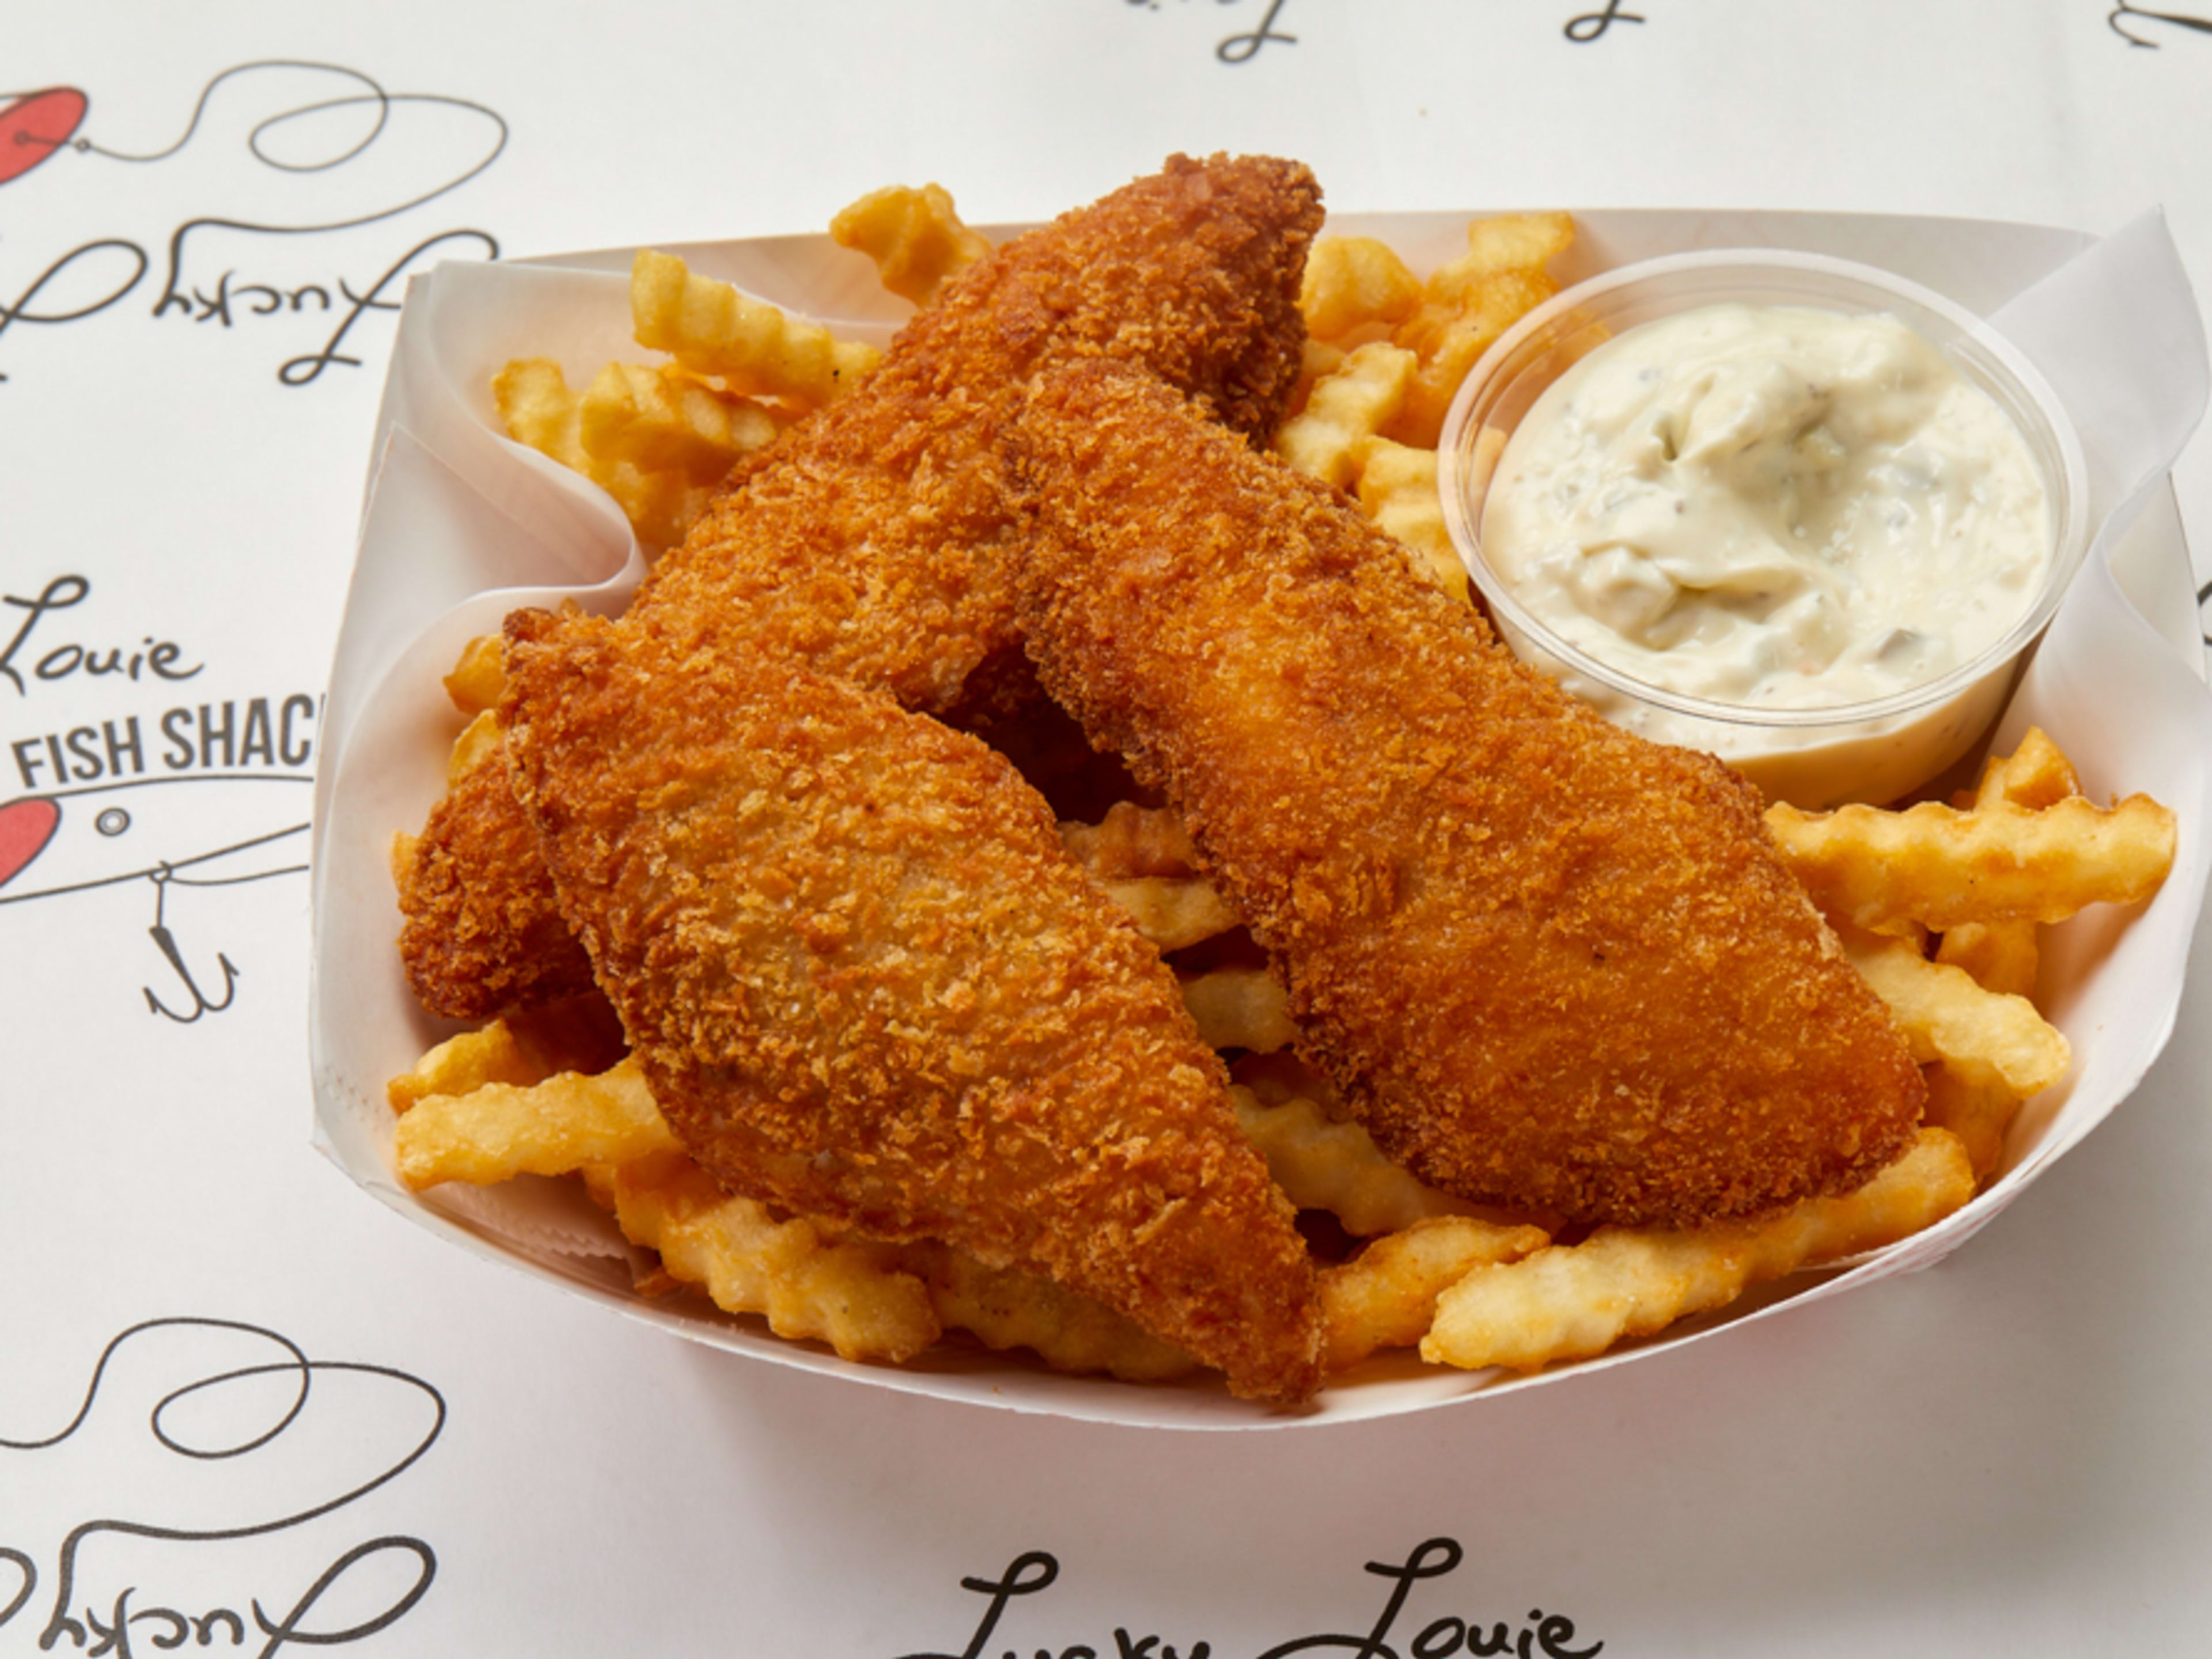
[141,864,237,1023]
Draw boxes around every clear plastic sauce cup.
[1438,250,2090,809]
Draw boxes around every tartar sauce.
[1479,303,2051,713]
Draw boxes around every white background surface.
[5,4,2211,1653]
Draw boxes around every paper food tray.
[309,206,2212,1429]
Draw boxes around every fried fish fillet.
[397,153,1321,1021]
[1006,361,1927,1229]
[498,607,1325,1404]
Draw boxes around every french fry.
[609,465,719,552]
[1422,1129,1976,1373]
[830,182,991,308]
[1920,1065,2020,1184]
[1182,967,1297,1052]
[1067,805,1240,950]
[442,634,507,715]
[1355,437,1467,599]
[446,709,503,784]
[1287,336,1347,419]
[491,357,718,549]
[612,1153,941,1363]
[1300,235,1423,344]
[1913,731,2085,1179]
[1230,1085,1479,1236]
[1382,214,1574,450]
[1321,1216,1551,1370]
[579,361,785,479]
[630,249,881,404]
[1836,923,2070,1096]
[1967,726,2081,811]
[1428,211,1576,300]
[1930,728,2080,1001]
[393,1055,681,1190]
[1386,266,1559,450]
[1274,342,1417,491]
[575,1160,621,1211]
[902,1243,1198,1381]
[385,995,625,1113]
[1767,793,2177,933]
[491,356,590,469]
[1933,920,2040,1002]
[388,1018,560,1115]
[1058,802,1202,880]
[1233,1049,1343,1111]
[1097,876,1241,952]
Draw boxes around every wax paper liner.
[309,208,2210,1429]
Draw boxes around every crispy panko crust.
[1006,362,1927,1229]
[498,607,1325,1405]
[396,153,1321,1021]
[396,755,597,1021]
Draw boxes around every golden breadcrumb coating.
[1007,361,1927,1229]
[498,607,1325,1404]
[396,755,597,1021]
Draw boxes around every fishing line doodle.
[2109,2,2212,46]
[0,1317,445,1656]
[0,60,504,385]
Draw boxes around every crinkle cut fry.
[498,607,1324,1405]
[830,182,993,309]
[384,997,624,1113]
[1925,730,2078,1176]
[1765,794,2177,934]
[1321,1217,1552,1372]
[630,249,883,404]
[610,1154,941,1365]
[1230,1085,1480,1237]
[393,1054,681,1190]
[1835,923,2069,1096]
[1006,359,1925,1229]
[395,153,1323,1023]
[1421,1129,1976,1373]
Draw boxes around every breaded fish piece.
[498,607,1325,1405]
[1007,362,1926,1229]
[397,154,1321,1021]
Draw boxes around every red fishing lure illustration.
[0,85,88,185]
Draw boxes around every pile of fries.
[389,189,2179,1395]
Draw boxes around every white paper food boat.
[308,206,2212,1429]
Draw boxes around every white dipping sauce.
[1480,303,2051,714]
